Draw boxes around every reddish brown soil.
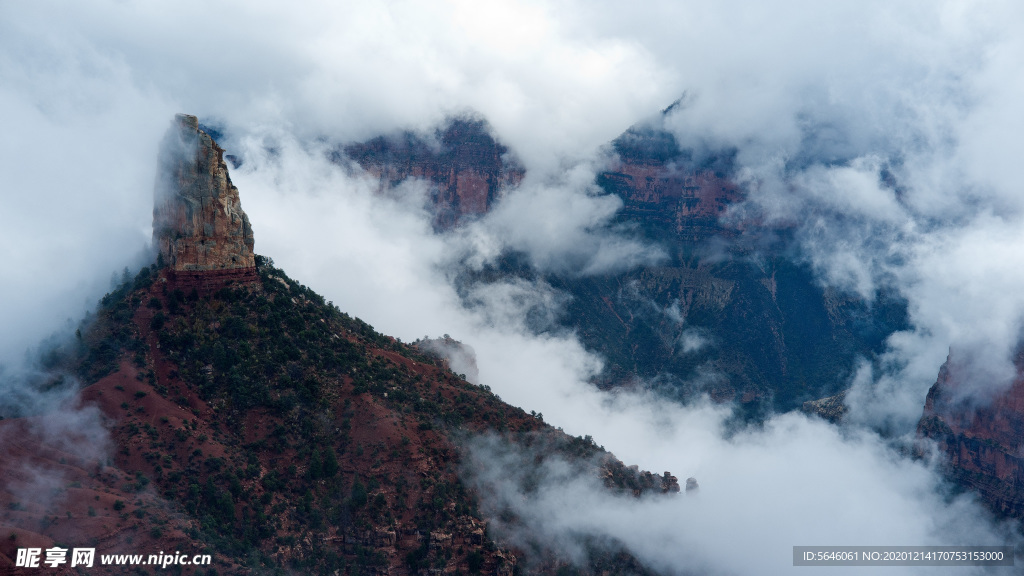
[0,266,671,575]
[0,379,209,574]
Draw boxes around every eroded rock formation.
[153,114,255,274]
[802,390,848,423]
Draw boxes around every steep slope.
[0,405,205,575]
[0,258,679,576]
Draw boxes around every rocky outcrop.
[918,352,1024,517]
[413,335,480,385]
[802,390,848,423]
[601,461,681,496]
[153,114,256,273]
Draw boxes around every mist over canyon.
[4,1,1024,574]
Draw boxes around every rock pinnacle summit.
[153,113,255,273]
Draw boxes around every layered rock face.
[597,125,742,243]
[153,114,255,273]
[342,116,524,229]
[918,353,1024,517]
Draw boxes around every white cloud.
[458,162,667,276]
[466,410,1015,576]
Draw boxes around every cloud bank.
[464,412,1014,576]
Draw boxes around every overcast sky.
[3,1,1024,574]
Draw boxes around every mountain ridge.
[0,115,680,575]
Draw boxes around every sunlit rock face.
[153,114,255,272]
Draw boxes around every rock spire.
[153,114,255,272]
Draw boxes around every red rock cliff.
[153,114,256,272]
[596,125,743,242]
[342,117,524,229]
[918,352,1024,517]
